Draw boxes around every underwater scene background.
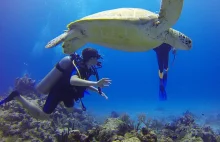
[0,0,220,141]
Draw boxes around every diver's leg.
[158,62,167,100]
[154,48,163,83]
[0,90,20,105]
[62,90,83,113]
[157,46,171,100]
[155,50,167,100]
[16,95,50,120]
[157,52,164,80]
[42,90,60,115]
[63,98,75,113]
[163,47,171,87]
[0,90,49,120]
[154,49,164,77]
[163,46,171,70]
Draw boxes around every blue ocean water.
[0,0,220,125]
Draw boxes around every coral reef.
[14,73,40,99]
[158,110,219,142]
[0,74,219,142]
[0,74,98,142]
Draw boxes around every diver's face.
[88,57,98,65]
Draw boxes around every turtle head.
[164,29,192,50]
[176,32,192,50]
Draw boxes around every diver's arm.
[87,86,99,93]
[70,75,97,86]
[87,86,108,99]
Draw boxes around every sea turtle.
[45,0,192,54]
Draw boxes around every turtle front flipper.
[157,0,184,32]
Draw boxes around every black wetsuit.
[153,43,172,73]
[43,62,93,114]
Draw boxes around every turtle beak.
[186,37,192,50]
[180,34,192,50]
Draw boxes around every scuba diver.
[153,43,176,101]
[0,47,111,120]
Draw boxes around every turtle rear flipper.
[62,38,86,54]
[45,32,69,48]
[157,0,184,32]
[45,28,84,50]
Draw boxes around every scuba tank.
[36,56,73,95]
[36,52,103,111]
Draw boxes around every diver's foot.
[159,84,167,101]
[0,90,20,105]
[163,73,168,87]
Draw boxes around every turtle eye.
[185,37,192,49]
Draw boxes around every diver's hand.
[101,92,108,100]
[96,78,111,88]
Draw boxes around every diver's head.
[82,47,102,68]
